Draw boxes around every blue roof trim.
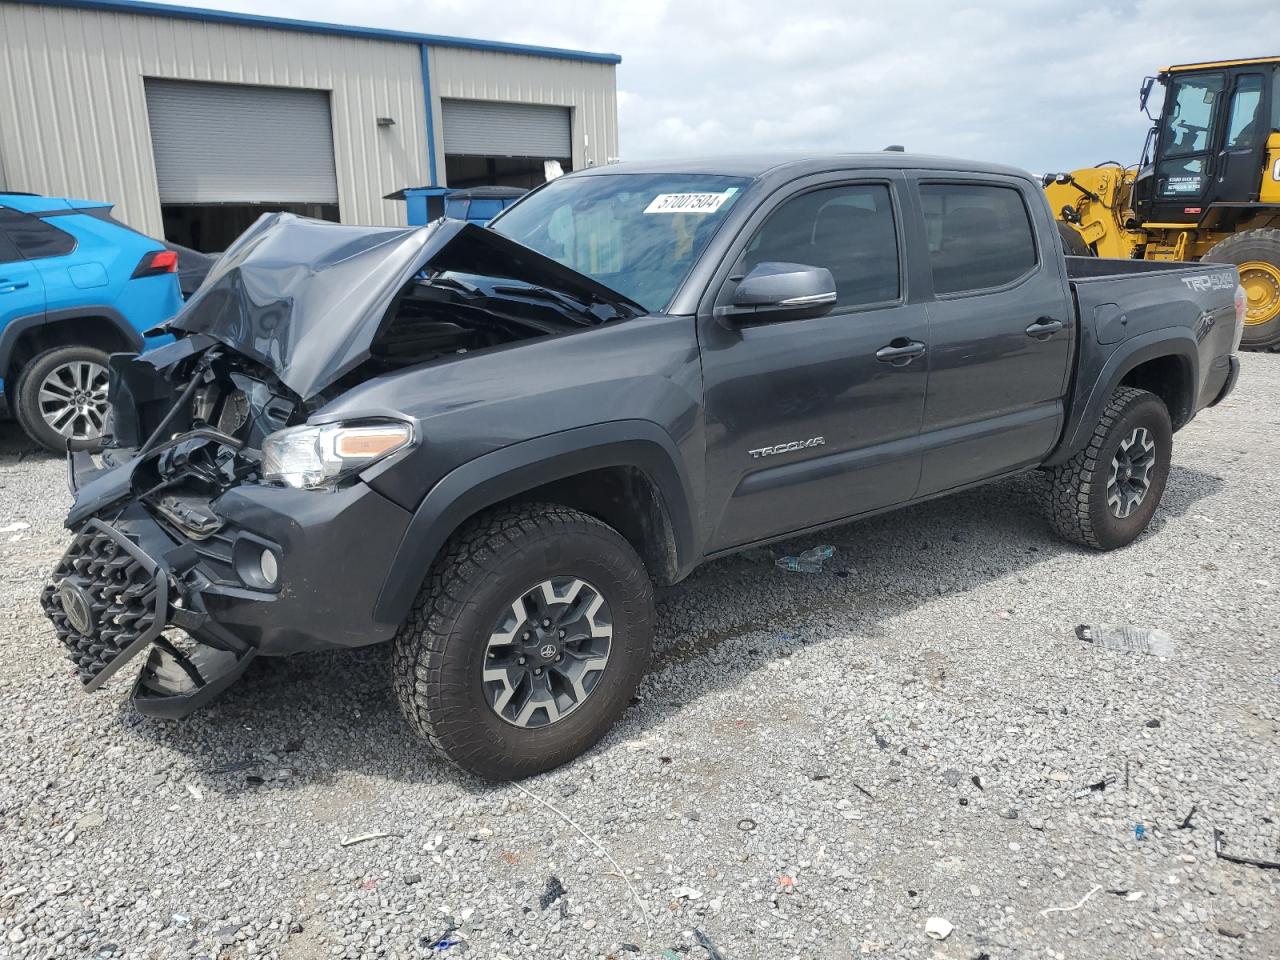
[28,0,623,64]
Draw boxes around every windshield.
[489,173,750,311]
[1162,73,1225,158]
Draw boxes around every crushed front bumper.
[42,449,412,718]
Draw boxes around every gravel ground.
[1,356,1278,960]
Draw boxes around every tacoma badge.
[748,436,825,459]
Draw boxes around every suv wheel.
[1040,386,1172,550]
[14,346,111,452]
[392,503,654,780]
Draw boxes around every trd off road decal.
[1181,273,1237,293]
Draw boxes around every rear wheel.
[1040,386,1172,550]
[391,503,654,780]
[13,346,111,453]
[1202,228,1280,350]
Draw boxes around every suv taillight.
[132,249,178,278]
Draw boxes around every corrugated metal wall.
[428,46,619,178]
[0,2,429,235]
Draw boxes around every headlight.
[260,421,413,489]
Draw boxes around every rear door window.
[918,183,1038,295]
[0,211,21,265]
[0,209,76,259]
[739,183,900,308]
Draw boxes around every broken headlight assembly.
[259,420,414,490]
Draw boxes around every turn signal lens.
[260,420,414,489]
[1233,284,1247,351]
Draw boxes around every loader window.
[1162,73,1224,158]
[1225,74,1265,148]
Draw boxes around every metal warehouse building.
[0,0,620,250]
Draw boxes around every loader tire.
[1040,387,1172,551]
[1202,228,1280,350]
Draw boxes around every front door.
[0,215,46,389]
[910,175,1075,497]
[697,174,929,552]
[1151,71,1227,223]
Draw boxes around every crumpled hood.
[170,213,643,398]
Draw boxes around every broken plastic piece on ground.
[1075,623,1174,656]
[775,545,836,573]
[1107,889,1144,902]
[737,818,757,832]
[339,831,401,847]
[1214,828,1280,870]
[1179,805,1198,830]
[1134,823,1146,840]
[0,522,30,533]
[1073,774,1117,798]
[693,927,727,960]
[924,917,953,940]
[538,875,567,910]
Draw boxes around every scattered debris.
[339,831,401,847]
[467,827,493,842]
[539,876,567,910]
[403,874,422,886]
[1217,922,1247,939]
[0,886,27,902]
[809,771,831,781]
[999,807,1018,820]
[511,781,652,937]
[1039,884,1102,917]
[971,775,984,790]
[0,521,30,533]
[1178,805,1198,830]
[1144,719,1162,729]
[777,876,795,891]
[924,917,953,940]
[209,759,262,773]
[1073,774,1116,798]
[852,781,874,800]
[775,544,836,573]
[1214,828,1280,870]
[736,818,757,832]
[1134,823,1146,841]
[671,885,704,901]
[692,928,727,960]
[873,730,890,750]
[359,877,379,891]
[1075,624,1174,657]
[184,783,203,801]
[429,936,465,952]
[1107,889,1144,902]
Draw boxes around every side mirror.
[718,261,837,325]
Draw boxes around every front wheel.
[391,503,654,780]
[1040,386,1172,550]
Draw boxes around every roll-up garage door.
[145,79,339,204]
[441,100,571,158]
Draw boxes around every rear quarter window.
[0,208,77,260]
[919,183,1038,295]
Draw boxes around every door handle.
[875,339,927,365]
[0,280,30,294]
[1026,317,1064,340]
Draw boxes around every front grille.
[41,521,169,688]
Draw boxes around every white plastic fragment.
[0,522,30,533]
[924,916,953,940]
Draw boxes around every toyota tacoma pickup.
[41,154,1244,779]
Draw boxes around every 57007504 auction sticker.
[644,189,737,214]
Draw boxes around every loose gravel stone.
[1,356,1279,959]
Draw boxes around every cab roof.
[1162,56,1280,74]
[569,152,1035,184]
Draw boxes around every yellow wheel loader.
[1045,56,1280,349]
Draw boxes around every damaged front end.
[41,213,643,718]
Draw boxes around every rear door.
[908,174,1074,496]
[697,172,929,550]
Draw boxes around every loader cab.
[1133,58,1280,226]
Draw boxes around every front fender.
[372,420,697,627]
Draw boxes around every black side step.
[131,642,257,719]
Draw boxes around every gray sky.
[162,0,1277,173]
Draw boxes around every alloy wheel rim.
[482,576,612,728]
[1238,260,1280,326]
[1107,426,1157,519]
[38,361,110,441]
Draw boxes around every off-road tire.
[14,345,111,453]
[1040,386,1172,550]
[1202,227,1280,350]
[391,503,654,780]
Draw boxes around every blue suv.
[0,194,183,451]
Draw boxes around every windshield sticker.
[644,191,734,215]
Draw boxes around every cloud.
[156,0,1279,173]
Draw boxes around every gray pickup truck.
[42,153,1242,779]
